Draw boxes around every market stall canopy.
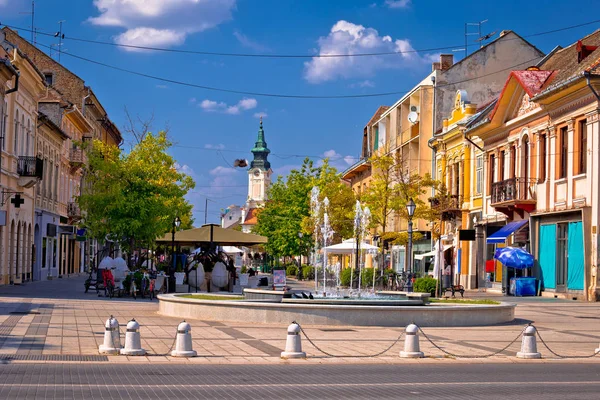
[323,239,379,254]
[494,246,534,269]
[156,224,268,246]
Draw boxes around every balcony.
[69,148,85,167]
[429,194,463,221]
[490,177,537,216]
[17,156,44,188]
[67,202,81,219]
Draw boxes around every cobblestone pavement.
[0,363,599,399]
[0,275,600,364]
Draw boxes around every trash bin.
[514,277,536,296]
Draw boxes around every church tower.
[248,117,272,206]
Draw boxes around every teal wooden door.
[538,224,556,289]
[567,221,584,290]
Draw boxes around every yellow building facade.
[432,90,484,289]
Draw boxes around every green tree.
[255,158,355,258]
[361,151,436,251]
[78,132,195,259]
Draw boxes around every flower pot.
[174,272,185,285]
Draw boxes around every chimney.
[440,54,454,70]
[499,30,512,37]
[432,62,441,72]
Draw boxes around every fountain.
[158,188,516,327]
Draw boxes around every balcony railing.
[67,202,81,218]
[69,148,85,165]
[429,194,463,221]
[491,178,537,205]
[17,156,44,179]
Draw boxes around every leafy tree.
[361,151,437,256]
[78,131,195,260]
[255,158,355,258]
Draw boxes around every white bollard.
[120,319,146,356]
[516,325,541,359]
[171,321,197,357]
[281,323,306,359]
[98,316,121,355]
[400,324,424,358]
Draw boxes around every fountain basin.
[158,294,516,327]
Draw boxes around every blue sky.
[2,0,599,225]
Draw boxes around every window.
[2,100,6,150]
[373,127,379,151]
[488,154,495,195]
[559,127,568,179]
[14,110,18,153]
[20,115,24,156]
[578,120,587,174]
[499,151,505,181]
[475,155,483,195]
[26,120,30,156]
[539,134,546,182]
[556,223,568,286]
[44,73,53,86]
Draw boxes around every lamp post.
[406,199,416,291]
[170,216,181,293]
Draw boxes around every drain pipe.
[462,126,484,152]
[585,71,600,102]
[429,75,437,193]
[5,71,19,95]
[82,88,91,117]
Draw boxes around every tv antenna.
[55,20,66,62]
[464,20,495,59]
[19,1,35,44]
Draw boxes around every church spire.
[250,117,271,170]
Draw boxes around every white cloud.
[204,144,226,150]
[90,0,236,48]
[351,80,375,88]
[155,84,169,89]
[320,149,357,171]
[210,166,237,176]
[253,112,268,119]
[199,98,257,115]
[189,97,197,103]
[385,0,411,8]
[114,27,185,51]
[175,163,199,180]
[304,20,429,83]
[233,31,270,52]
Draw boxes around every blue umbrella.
[494,247,534,269]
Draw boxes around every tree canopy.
[254,158,355,258]
[78,131,195,253]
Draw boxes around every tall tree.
[78,131,194,257]
[362,151,436,247]
[255,158,355,258]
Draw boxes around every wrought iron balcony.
[67,202,81,218]
[69,148,85,166]
[429,194,463,221]
[490,178,537,205]
[17,156,44,179]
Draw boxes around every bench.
[443,285,465,298]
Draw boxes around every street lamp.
[406,198,416,282]
[170,216,181,293]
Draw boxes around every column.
[567,119,575,208]
[587,110,600,300]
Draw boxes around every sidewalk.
[0,275,599,364]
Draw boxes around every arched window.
[20,115,25,156]
[26,119,31,156]
[14,109,19,153]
